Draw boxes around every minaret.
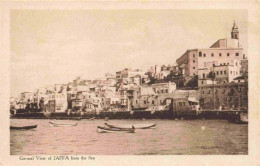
[231,20,239,40]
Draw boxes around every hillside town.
[10,21,248,116]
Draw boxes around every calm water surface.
[10,119,248,155]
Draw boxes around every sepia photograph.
[8,9,249,156]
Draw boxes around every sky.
[10,9,248,97]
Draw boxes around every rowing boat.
[239,112,248,124]
[228,111,248,124]
[97,126,135,133]
[49,122,78,127]
[104,122,157,129]
[10,125,37,130]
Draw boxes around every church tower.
[231,21,239,40]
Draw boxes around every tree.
[208,71,215,80]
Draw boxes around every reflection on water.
[10,119,248,155]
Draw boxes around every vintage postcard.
[1,0,260,166]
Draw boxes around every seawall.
[11,110,246,120]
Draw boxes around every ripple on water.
[10,119,248,155]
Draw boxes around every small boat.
[97,126,135,133]
[239,112,248,124]
[49,122,78,127]
[10,125,37,130]
[104,122,157,129]
[228,111,248,124]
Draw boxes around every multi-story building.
[176,22,246,78]
[198,59,243,86]
[20,92,33,102]
[199,79,247,110]
[128,82,177,110]
[47,92,68,112]
[172,90,199,112]
[152,82,176,94]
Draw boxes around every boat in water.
[104,122,157,129]
[10,125,37,130]
[49,122,78,127]
[97,126,135,133]
[239,112,248,124]
[229,111,248,124]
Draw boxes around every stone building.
[198,59,243,86]
[199,81,248,110]
[176,21,246,78]
[128,82,177,110]
[47,92,68,112]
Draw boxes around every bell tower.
[231,20,239,40]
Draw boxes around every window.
[203,73,205,78]
[136,100,138,104]
[144,101,146,104]
[239,88,242,92]
[193,60,195,63]
[230,71,232,74]
[211,53,214,57]
[224,71,226,74]
[152,100,154,104]
[199,52,202,57]
[227,53,230,56]
[208,90,211,94]
[202,90,204,94]
[193,54,195,57]
[219,53,222,57]
[193,67,195,69]
[183,102,186,106]
[236,53,239,56]
[203,53,206,57]
[215,90,218,94]
[179,102,182,106]
[201,81,204,84]
[220,71,223,75]
[165,89,168,93]
[217,71,219,75]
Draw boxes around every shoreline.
[10,110,247,122]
